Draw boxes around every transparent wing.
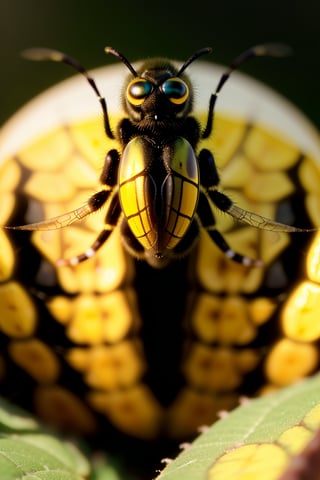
[6,203,92,231]
[228,204,314,233]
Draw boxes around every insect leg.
[7,149,120,232]
[198,148,262,264]
[199,148,312,233]
[55,149,122,266]
[197,191,263,266]
[57,192,122,266]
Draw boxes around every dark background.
[0,0,319,127]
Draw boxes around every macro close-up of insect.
[1,41,320,479]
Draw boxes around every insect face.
[124,61,191,124]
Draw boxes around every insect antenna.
[202,43,292,138]
[105,46,138,77]
[22,47,115,139]
[177,47,212,76]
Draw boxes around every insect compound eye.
[126,78,154,106]
[161,77,189,105]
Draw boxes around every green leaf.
[0,397,42,432]
[0,397,90,480]
[90,458,123,480]
[156,374,320,480]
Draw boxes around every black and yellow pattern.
[0,113,319,440]
[119,136,199,252]
[0,47,320,475]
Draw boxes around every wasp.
[8,43,310,267]
[2,43,319,479]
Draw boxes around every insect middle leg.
[197,191,263,267]
[56,192,122,266]
[56,149,122,266]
